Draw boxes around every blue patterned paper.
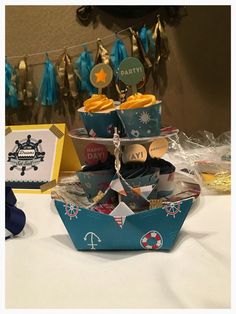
[117,102,161,138]
[79,110,123,138]
[77,170,116,203]
[55,198,193,251]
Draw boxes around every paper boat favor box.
[54,197,193,251]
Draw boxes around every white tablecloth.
[5,193,230,309]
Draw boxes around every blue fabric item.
[75,48,97,96]
[110,38,128,74]
[139,26,155,59]
[139,27,149,53]
[37,57,58,106]
[5,61,18,108]
[5,187,26,239]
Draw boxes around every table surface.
[5,192,230,309]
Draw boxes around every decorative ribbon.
[37,54,59,106]
[17,57,35,106]
[139,26,155,59]
[152,15,170,66]
[5,60,18,109]
[56,51,78,98]
[110,38,128,74]
[129,27,152,69]
[5,187,26,239]
[74,45,97,96]
[95,38,110,65]
[113,127,121,173]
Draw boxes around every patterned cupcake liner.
[78,108,123,138]
[117,102,161,138]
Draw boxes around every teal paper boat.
[54,197,193,251]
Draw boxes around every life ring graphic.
[140,230,163,250]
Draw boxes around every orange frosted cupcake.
[117,93,161,138]
[78,94,122,138]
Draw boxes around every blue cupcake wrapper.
[117,102,161,138]
[78,109,123,138]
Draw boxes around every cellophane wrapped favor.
[164,130,231,194]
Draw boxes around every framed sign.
[5,124,81,193]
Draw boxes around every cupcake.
[117,93,161,138]
[78,94,123,138]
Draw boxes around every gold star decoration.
[95,68,107,83]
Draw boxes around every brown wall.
[6,5,230,138]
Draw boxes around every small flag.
[114,216,125,228]
[109,177,127,196]
[132,184,154,199]
[110,202,134,226]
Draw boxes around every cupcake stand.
[52,58,200,251]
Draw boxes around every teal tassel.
[37,55,58,106]
[110,38,128,74]
[75,47,97,96]
[5,61,18,109]
[139,26,155,59]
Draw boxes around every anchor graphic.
[84,232,101,250]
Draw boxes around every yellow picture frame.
[5,123,81,194]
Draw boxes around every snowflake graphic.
[131,129,140,137]
[64,204,81,220]
[139,112,151,124]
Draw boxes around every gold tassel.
[57,52,66,94]
[25,80,35,107]
[95,38,110,65]
[56,50,78,98]
[65,53,78,98]
[17,56,35,106]
[129,27,152,69]
[152,15,170,95]
[153,15,170,66]
[17,58,27,101]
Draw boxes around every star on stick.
[95,68,107,83]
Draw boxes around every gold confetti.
[206,172,231,192]
[149,198,163,209]
[92,191,105,203]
